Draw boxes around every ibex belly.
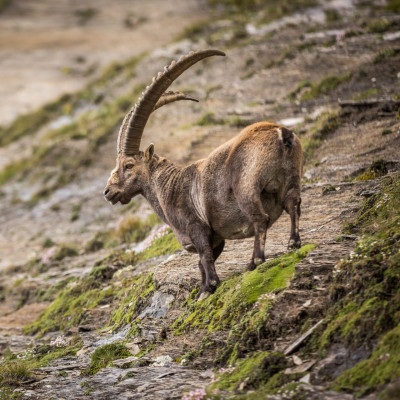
[212,192,283,240]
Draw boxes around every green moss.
[84,343,131,375]
[110,273,154,331]
[373,47,400,64]
[173,245,314,336]
[0,93,74,147]
[195,112,225,126]
[25,278,115,336]
[300,73,352,101]
[136,231,181,261]
[310,174,400,395]
[302,110,340,162]
[211,351,286,391]
[115,213,161,244]
[52,244,79,260]
[352,88,381,100]
[349,159,388,182]
[287,80,312,101]
[367,18,393,34]
[333,323,400,397]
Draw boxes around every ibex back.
[104,50,302,299]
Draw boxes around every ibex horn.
[118,49,225,156]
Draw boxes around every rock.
[293,355,303,365]
[125,343,140,356]
[300,373,311,384]
[285,359,316,374]
[284,319,324,355]
[138,291,174,319]
[152,355,173,367]
[112,356,138,368]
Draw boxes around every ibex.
[104,49,302,299]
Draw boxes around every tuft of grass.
[115,213,161,244]
[83,343,131,375]
[135,230,181,261]
[381,129,393,136]
[367,18,393,34]
[52,244,79,260]
[0,360,32,386]
[325,9,341,22]
[195,112,225,126]
[74,8,97,25]
[287,80,312,101]
[373,47,400,64]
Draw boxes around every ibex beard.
[104,50,302,300]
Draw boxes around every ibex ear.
[144,143,154,162]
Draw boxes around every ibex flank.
[104,49,303,299]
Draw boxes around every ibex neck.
[141,156,183,224]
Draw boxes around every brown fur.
[104,122,302,297]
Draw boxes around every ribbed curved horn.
[119,49,225,156]
[117,91,199,153]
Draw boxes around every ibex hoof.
[254,257,264,266]
[288,239,301,250]
[197,292,211,302]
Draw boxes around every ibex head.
[104,49,225,205]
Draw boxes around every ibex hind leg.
[284,189,301,249]
[235,191,270,271]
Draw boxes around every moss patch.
[136,231,181,261]
[173,245,314,364]
[25,277,115,336]
[83,343,131,375]
[110,273,154,332]
[301,110,340,163]
[288,73,351,102]
[310,173,400,396]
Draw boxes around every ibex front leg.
[190,226,221,299]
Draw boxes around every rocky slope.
[0,0,400,399]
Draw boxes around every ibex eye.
[125,164,134,170]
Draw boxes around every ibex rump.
[104,50,302,299]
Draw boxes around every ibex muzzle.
[104,49,302,299]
